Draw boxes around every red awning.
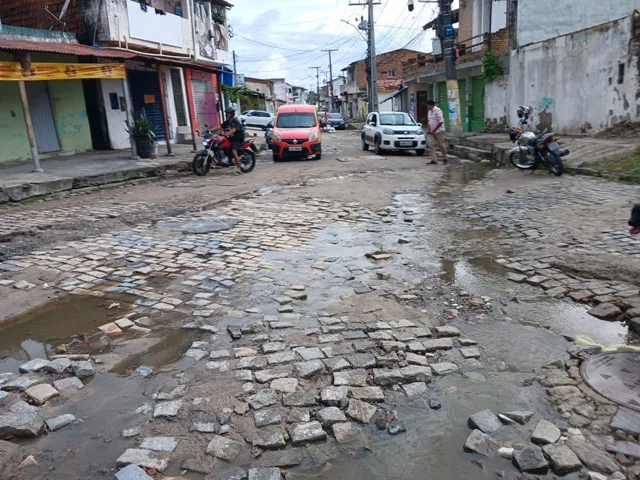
[0,38,136,59]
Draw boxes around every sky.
[227,0,459,90]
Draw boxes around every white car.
[362,111,426,155]
[240,110,274,130]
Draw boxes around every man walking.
[426,99,447,165]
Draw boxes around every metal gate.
[170,69,188,127]
[127,69,165,141]
[470,76,485,132]
[191,78,217,134]
[25,81,61,153]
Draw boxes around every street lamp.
[341,19,367,42]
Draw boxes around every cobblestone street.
[1,133,640,480]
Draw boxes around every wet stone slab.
[153,400,183,418]
[116,448,169,472]
[333,369,368,387]
[206,435,242,461]
[291,421,327,445]
[139,436,179,452]
[45,414,76,431]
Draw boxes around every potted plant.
[127,110,156,159]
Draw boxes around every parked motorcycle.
[192,126,257,176]
[508,106,569,176]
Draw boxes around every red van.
[271,105,322,161]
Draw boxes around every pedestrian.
[426,99,447,165]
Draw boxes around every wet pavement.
[0,135,639,480]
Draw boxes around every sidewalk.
[0,145,194,203]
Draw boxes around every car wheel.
[362,137,369,151]
[374,137,384,155]
[273,153,281,162]
[415,149,425,156]
[315,154,322,160]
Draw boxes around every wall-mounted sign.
[0,62,126,81]
[144,94,156,104]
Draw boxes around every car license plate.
[548,141,559,150]
[399,141,413,147]
[289,147,302,152]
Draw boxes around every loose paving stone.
[332,421,361,443]
[429,398,441,410]
[228,325,243,339]
[351,386,385,402]
[588,303,622,319]
[115,318,135,329]
[115,464,154,480]
[0,412,44,437]
[19,359,52,373]
[207,361,230,372]
[435,326,460,337]
[254,409,282,428]
[468,409,502,434]
[531,419,561,445]
[255,448,303,468]
[372,368,403,386]
[460,347,481,359]
[566,437,620,474]
[282,391,317,407]
[266,351,297,365]
[122,426,142,438]
[323,357,350,373]
[235,347,260,358]
[334,369,368,387]
[542,443,582,475]
[294,360,325,379]
[388,420,406,435]
[321,386,349,407]
[210,350,231,359]
[507,273,527,283]
[400,365,432,382]
[238,356,269,371]
[262,342,287,354]
[116,449,169,472]
[248,467,281,480]
[501,411,534,425]
[2,376,43,392]
[45,414,75,431]
[252,428,286,449]
[464,429,500,457]
[346,399,377,423]
[270,377,298,393]
[292,420,328,445]
[9,400,38,414]
[431,362,459,376]
[140,436,179,452]
[406,342,427,354]
[610,409,640,435]
[411,327,432,338]
[458,338,478,346]
[25,384,59,405]
[247,390,279,410]
[72,361,95,379]
[287,408,310,424]
[98,322,123,336]
[402,382,427,397]
[44,358,72,374]
[322,344,354,357]
[611,440,640,459]
[207,435,242,461]
[422,338,453,352]
[369,331,394,341]
[255,369,290,383]
[285,290,308,300]
[190,422,219,433]
[512,445,549,474]
[185,349,208,361]
[153,400,183,418]
[347,353,376,368]
[316,407,347,427]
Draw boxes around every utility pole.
[321,49,338,112]
[233,50,241,114]
[410,0,462,136]
[350,1,381,112]
[309,66,321,108]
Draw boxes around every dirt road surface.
[1,132,640,480]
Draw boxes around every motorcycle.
[192,126,257,176]
[508,106,569,177]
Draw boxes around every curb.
[0,160,191,204]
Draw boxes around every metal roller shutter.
[127,70,165,141]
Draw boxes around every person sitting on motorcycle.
[211,108,244,174]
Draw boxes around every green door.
[457,78,468,133]
[470,76,485,132]
[437,81,449,131]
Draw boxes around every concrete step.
[450,144,494,162]
[459,137,499,151]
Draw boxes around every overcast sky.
[228,0,458,89]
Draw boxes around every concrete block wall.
[0,0,85,38]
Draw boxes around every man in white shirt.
[427,99,448,164]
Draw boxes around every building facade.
[0,0,232,163]
[400,0,509,132]
[484,0,640,134]
[244,77,275,113]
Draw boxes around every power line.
[235,34,358,62]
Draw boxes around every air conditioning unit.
[432,37,442,55]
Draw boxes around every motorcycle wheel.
[239,150,256,173]
[545,151,564,177]
[192,153,211,176]
[509,148,535,170]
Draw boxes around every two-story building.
[340,48,423,121]
[270,79,307,106]
[0,0,233,163]
[400,0,509,132]
[244,77,275,113]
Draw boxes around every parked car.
[240,110,274,130]
[265,121,274,149]
[271,105,322,162]
[327,112,345,130]
[361,111,426,156]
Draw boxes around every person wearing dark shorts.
[212,108,244,174]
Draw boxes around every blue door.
[127,70,165,141]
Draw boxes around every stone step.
[459,137,499,151]
[450,144,494,162]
